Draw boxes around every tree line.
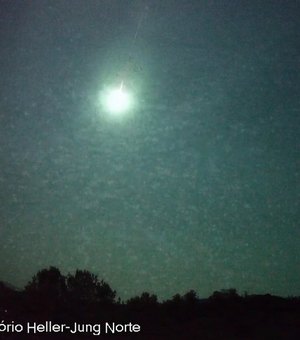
[1,266,300,339]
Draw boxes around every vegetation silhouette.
[0,266,300,339]
[67,269,116,304]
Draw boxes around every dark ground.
[1,270,300,339]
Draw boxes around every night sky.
[0,0,299,300]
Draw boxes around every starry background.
[0,0,299,300]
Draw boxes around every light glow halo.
[103,81,132,115]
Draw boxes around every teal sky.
[0,0,299,300]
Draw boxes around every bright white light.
[103,83,132,115]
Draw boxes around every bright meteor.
[102,81,133,115]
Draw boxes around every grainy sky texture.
[0,0,299,300]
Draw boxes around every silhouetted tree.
[171,293,182,304]
[66,269,116,304]
[165,291,198,306]
[210,288,239,300]
[127,292,158,309]
[183,290,198,304]
[25,266,66,297]
[25,266,66,313]
[163,290,199,318]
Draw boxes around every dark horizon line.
[1,266,299,302]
